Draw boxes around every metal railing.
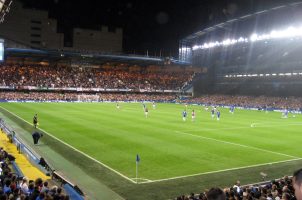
[0,117,85,199]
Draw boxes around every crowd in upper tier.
[0,64,195,91]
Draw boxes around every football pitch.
[0,103,302,200]
[0,102,302,198]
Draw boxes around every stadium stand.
[180,95,302,111]
[0,62,197,105]
[0,92,177,102]
[191,35,302,97]
[11,161,24,180]
[176,175,296,200]
[0,143,71,199]
[0,120,83,200]
[0,64,195,91]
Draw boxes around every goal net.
[77,94,99,102]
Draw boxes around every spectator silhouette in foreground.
[293,168,302,200]
[206,188,225,200]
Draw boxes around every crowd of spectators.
[98,93,176,101]
[1,92,302,109]
[0,146,69,200]
[1,64,302,109]
[181,95,302,110]
[0,92,77,101]
[0,92,176,102]
[176,172,300,200]
[0,64,195,91]
[222,75,302,82]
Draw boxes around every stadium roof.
[5,48,191,66]
[182,1,302,43]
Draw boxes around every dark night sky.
[18,0,294,57]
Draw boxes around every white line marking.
[187,126,250,132]
[131,178,152,183]
[251,122,302,128]
[139,158,302,184]
[175,131,298,159]
[0,106,137,184]
[187,122,302,132]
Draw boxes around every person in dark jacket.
[32,131,43,145]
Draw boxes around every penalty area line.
[251,122,302,128]
[0,106,137,184]
[174,131,298,159]
[140,157,302,184]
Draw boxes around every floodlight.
[250,34,258,42]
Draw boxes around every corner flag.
[136,154,140,163]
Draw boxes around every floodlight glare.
[192,25,302,51]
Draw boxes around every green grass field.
[1,102,301,185]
